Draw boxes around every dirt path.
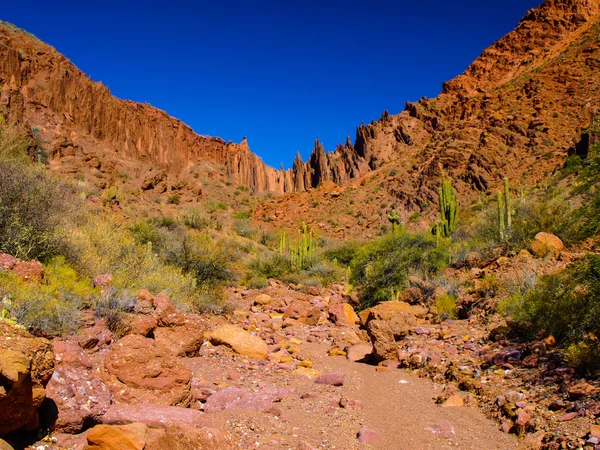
[301,342,518,450]
[199,339,518,449]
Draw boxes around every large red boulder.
[103,335,192,406]
[45,365,113,433]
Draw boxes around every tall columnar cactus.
[387,209,400,233]
[437,174,459,238]
[279,231,287,254]
[504,177,512,230]
[289,222,315,269]
[497,191,505,240]
[498,177,513,240]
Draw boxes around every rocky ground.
[1,234,600,450]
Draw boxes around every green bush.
[0,257,98,336]
[435,294,458,319]
[322,241,361,266]
[247,252,290,280]
[350,232,448,309]
[500,254,600,343]
[0,158,76,262]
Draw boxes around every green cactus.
[497,191,505,240]
[279,231,287,254]
[437,174,459,238]
[497,177,513,240]
[288,222,316,269]
[387,209,400,233]
[504,177,512,230]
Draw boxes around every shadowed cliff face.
[1,0,600,206]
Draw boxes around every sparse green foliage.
[499,254,600,374]
[350,233,448,310]
[0,128,77,261]
[435,294,458,319]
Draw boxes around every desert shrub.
[350,232,448,310]
[183,207,209,230]
[151,215,179,230]
[305,261,345,285]
[259,229,277,247]
[0,257,98,336]
[164,232,235,287]
[435,294,458,319]
[94,289,134,338]
[322,240,361,266]
[234,211,251,219]
[102,185,122,205]
[0,157,77,261]
[205,200,227,212]
[167,194,180,205]
[459,187,573,258]
[247,252,290,280]
[234,218,255,238]
[500,254,600,374]
[67,218,209,311]
[129,220,164,251]
[499,254,600,343]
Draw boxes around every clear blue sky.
[2,0,541,168]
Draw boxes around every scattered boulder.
[203,386,279,413]
[44,365,113,433]
[364,301,426,324]
[154,326,204,357]
[101,403,213,429]
[442,395,464,407]
[315,372,345,386]
[0,322,54,435]
[366,320,397,361]
[12,259,44,282]
[144,425,233,450]
[357,428,379,444]
[152,293,186,327]
[253,294,273,306]
[104,335,192,406]
[126,314,157,337]
[283,300,310,321]
[346,344,373,362]
[531,232,564,258]
[85,423,147,450]
[208,325,268,360]
[328,302,359,326]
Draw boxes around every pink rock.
[515,410,531,426]
[558,412,578,422]
[430,420,455,436]
[102,403,213,428]
[78,325,114,350]
[357,428,379,444]
[93,274,113,293]
[0,253,18,270]
[152,293,186,327]
[315,371,345,386]
[52,341,93,369]
[346,344,373,362]
[204,387,278,413]
[44,365,113,433]
[13,260,44,282]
